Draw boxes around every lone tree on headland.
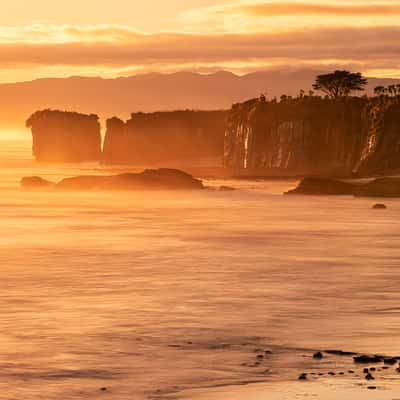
[313,70,368,98]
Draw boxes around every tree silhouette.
[374,86,386,96]
[312,70,368,99]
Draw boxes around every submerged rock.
[285,177,356,195]
[298,373,307,380]
[313,352,323,359]
[383,358,398,365]
[20,176,55,189]
[372,203,387,209]
[22,169,204,191]
[354,355,383,363]
[325,350,358,356]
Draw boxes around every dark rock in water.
[372,203,387,209]
[363,368,369,374]
[256,355,264,359]
[298,373,307,380]
[328,372,336,376]
[20,176,54,189]
[285,177,356,196]
[396,367,400,373]
[383,358,397,365]
[100,387,107,391]
[313,352,323,359]
[367,386,377,390]
[325,350,358,356]
[369,367,376,371]
[348,370,355,374]
[219,186,235,191]
[365,373,375,380]
[354,177,400,198]
[286,177,400,198]
[382,366,389,370]
[354,355,383,363]
[339,372,345,375]
[22,169,204,191]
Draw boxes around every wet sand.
[182,379,400,400]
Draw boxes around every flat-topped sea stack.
[26,110,102,162]
[224,96,400,177]
[21,168,204,191]
[103,110,227,166]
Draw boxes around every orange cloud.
[221,1,400,17]
[0,26,398,67]
[0,22,399,82]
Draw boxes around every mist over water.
[0,139,399,399]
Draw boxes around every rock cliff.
[224,96,400,176]
[26,110,102,162]
[103,110,227,165]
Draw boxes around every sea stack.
[26,110,102,162]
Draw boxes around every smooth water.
[0,139,399,399]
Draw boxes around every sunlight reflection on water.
[0,140,399,399]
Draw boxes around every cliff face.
[26,110,101,162]
[224,97,400,176]
[103,110,227,165]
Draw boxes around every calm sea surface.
[0,139,399,399]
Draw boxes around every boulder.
[285,177,357,195]
[20,176,55,189]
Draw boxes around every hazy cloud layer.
[219,1,400,16]
[1,0,400,82]
[0,25,399,68]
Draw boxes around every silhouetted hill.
[1,69,399,130]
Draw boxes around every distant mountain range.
[1,69,399,131]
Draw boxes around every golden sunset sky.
[1,0,399,82]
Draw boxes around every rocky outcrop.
[21,169,204,191]
[26,110,101,162]
[286,177,400,197]
[285,177,357,195]
[224,96,400,176]
[354,177,400,197]
[103,111,227,165]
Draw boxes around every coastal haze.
[1,70,400,131]
[1,1,400,399]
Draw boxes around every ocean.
[0,139,399,399]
